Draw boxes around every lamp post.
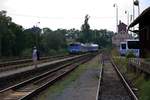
[125,10,129,27]
[133,0,135,21]
[134,0,140,15]
[113,3,118,33]
[132,0,140,34]
[35,22,40,48]
[133,0,140,20]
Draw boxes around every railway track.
[0,54,91,91]
[0,54,73,72]
[0,53,95,100]
[0,54,69,65]
[96,54,138,100]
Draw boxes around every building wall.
[128,7,150,58]
[139,20,150,58]
[118,21,127,33]
[112,21,131,48]
[112,32,133,47]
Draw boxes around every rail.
[96,54,103,100]
[111,58,138,100]
[0,53,95,100]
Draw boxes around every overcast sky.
[0,0,150,32]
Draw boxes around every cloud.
[1,0,150,31]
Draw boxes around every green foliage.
[114,56,150,100]
[133,74,150,100]
[0,11,114,58]
[111,47,120,56]
[77,29,114,48]
[0,10,24,56]
[41,28,67,55]
[81,15,91,43]
[48,49,57,55]
[48,49,67,56]
[134,74,145,87]
[23,26,41,49]
[139,80,150,100]
[57,49,68,55]
[38,56,100,99]
[126,51,136,58]
[21,48,32,57]
[113,57,128,73]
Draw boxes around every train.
[120,39,140,57]
[68,42,99,54]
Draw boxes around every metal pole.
[132,0,135,36]
[133,0,135,21]
[35,22,40,48]
[134,0,140,16]
[114,4,118,33]
[125,11,129,27]
[130,15,132,24]
[138,2,140,15]
[116,5,118,33]
[127,12,129,27]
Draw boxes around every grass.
[113,57,128,73]
[111,47,120,57]
[37,55,101,100]
[139,80,150,100]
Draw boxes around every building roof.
[118,21,127,27]
[128,6,150,28]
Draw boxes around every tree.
[81,14,91,43]
[91,29,114,48]
[0,10,114,57]
[0,10,15,56]
[8,22,24,56]
[41,28,67,55]
[23,26,41,49]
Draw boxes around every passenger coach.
[68,43,98,54]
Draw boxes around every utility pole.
[35,22,40,48]
[113,3,118,33]
[133,0,135,21]
[134,0,140,15]
[125,10,129,27]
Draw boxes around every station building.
[112,21,133,47]
[128,7,150,58]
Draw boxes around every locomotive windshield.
[121,44,126,49]
[127,41,139,49]
[70,44,80,46]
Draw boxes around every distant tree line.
[69,29,113,49]
[0,11,114,58]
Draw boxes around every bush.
[21,48,32,57]
[126,51,136,58]
[48,49,57,55]
[57,49,68,55]
[111,47,120,56]
[140,80,150,100]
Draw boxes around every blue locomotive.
[68,42,98,54]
